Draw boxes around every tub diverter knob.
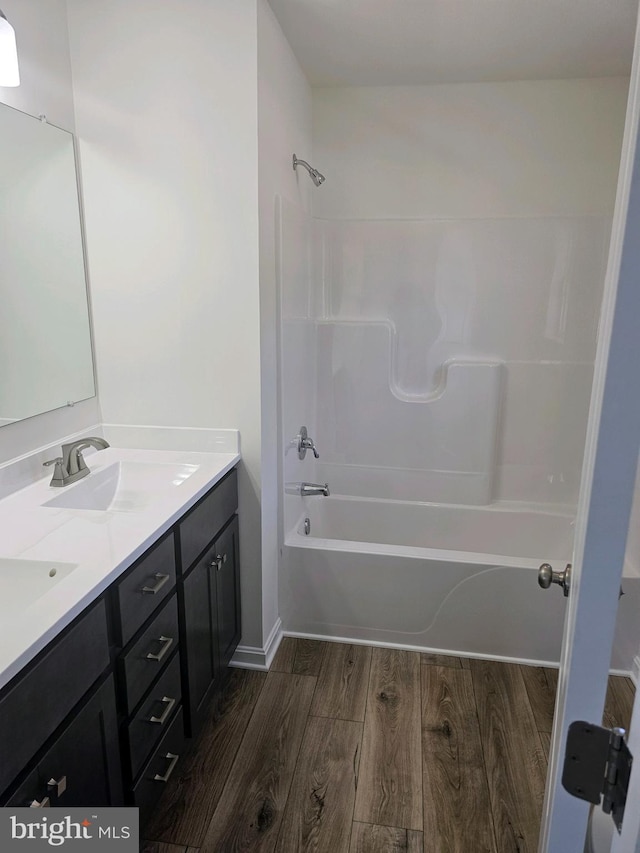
[538,562,572,597]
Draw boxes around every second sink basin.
[0,559,78,619]
[43,461,200,512]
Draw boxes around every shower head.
[293,154,325,187]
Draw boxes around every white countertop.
[0,445,240,690]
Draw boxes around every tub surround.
[0,428,240,689]
[289,497,575,567]
[282,497,640,671]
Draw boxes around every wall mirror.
[0,102,95,427]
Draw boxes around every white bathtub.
[281,496,576,664]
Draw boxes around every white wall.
[311,79,628,506]
[0,0,76,130]
[257,0,313,644]
[0,0,101,464]
[312,80,627,221]
[66,0,263,648]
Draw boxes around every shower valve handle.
[296,426,320,460]
[538,563,572,597]
[304,442,320,459]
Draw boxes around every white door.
[540,7,640,851]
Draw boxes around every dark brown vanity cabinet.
[0,465,241,824]
[180,471,240,737]
[214,516,241,672]
[182,545,218,734]
[4,676,123,808]
[112,536,183,819]
[0,601,123,809]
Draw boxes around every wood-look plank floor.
[275,717,361,852]
[354,648,423,832]
[420,653,470,670]
[200,671,316,852]
[310,643,371,721]
[471,660,547,852]
[519,665,558,733]
[145,669,267,847]
[349,822,423,852]
[603,676,636,730]
[141,844,200,853]
[144,640,636,853]
[422,665,496,852]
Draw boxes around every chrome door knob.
[538,563,572,597]
[538,563,554,589]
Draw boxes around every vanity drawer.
[180,468,237,571]
[119,594,179,714]
[127,651,182,780]
[133,705,186,828]
[0,599,110,797]
[115,533,176,646]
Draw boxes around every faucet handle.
[43,457,68,486]
[297,426,320,460]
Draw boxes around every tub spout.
[299,482,330,497]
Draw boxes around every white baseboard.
[230,618,283,671]
[231,624,636,679]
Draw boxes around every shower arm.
[293,155,313,173]
[292,154,325,186]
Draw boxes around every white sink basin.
[0,559,78,619]
[43,461,200,512]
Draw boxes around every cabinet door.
[3,767,46,808]
[215,516,241,671]
[182,543,218,736]
[38,676,123,807]
[179,469,238,572]
[0,599,110,797]
[3,676,123,808]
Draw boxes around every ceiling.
[267,0,637,86]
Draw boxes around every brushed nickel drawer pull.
[141,573,170,595]
[148,696,176,725]
[29,797,50,808]
[146,635,173,662]
[153,752,179,783]
[47,776,67,797]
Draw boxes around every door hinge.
[562,721,633,833]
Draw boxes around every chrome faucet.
[299,482,330,497]
[43,436,110,487]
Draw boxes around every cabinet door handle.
[29,797,50,808]
[141,573,170,594]
[148,696,176,725]
[212,553,227,571]
[146,635,174,662]
[47,776,67,797]
[153,752,179,783]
